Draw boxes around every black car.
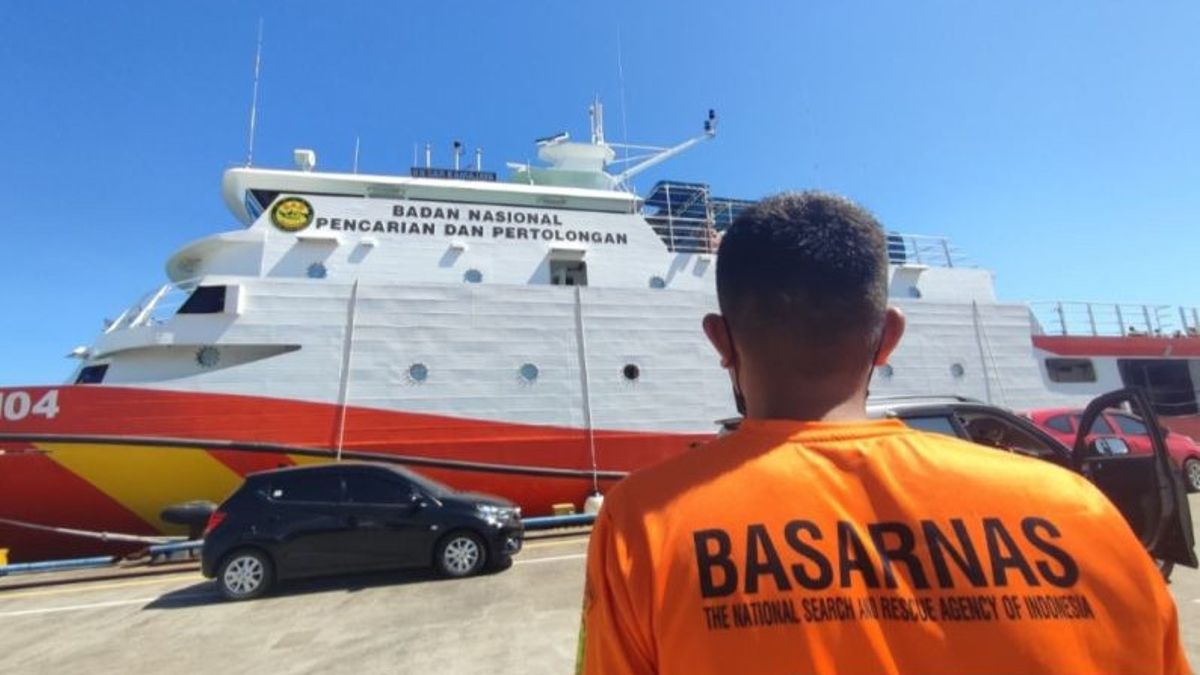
[867,388,1197,579]
[201,462,524,600]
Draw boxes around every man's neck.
[743,379,870,422]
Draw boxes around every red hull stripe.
[0,386,712,562]
[1033,335,1200,358]
[0,433,632,480]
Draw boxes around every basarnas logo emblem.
[270,197,314,232]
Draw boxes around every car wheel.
[435,531,487,578]
[218,548,274,601]
[1184,458,1200,493]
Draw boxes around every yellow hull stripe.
[287,453,333,467]
[36,443,245,534]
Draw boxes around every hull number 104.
[0,390,60,422]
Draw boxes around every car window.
[345,473,413,505]
[1071,414,1115,434]
[900,415,959,437]
[1109,413,1148,435]
[389,466,452,497]
[269,473,343,503]
[1044,415,1073,433]
[960,411,1062,460]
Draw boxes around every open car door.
[1073,388,1197,578]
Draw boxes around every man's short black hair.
[716,191,889,366]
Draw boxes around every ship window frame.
[550,259,588,286]
[178,286,227,315]
[519,363,539,382]
[75,364,109,385]
[1045,358,1097,383]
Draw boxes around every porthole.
[879,364,894,378]
[950,363,965,378]
[196,346,220,368]
[408,363,429,383]
[519,363,539,382]
[649,276,666,289]
[307,262,327,279]
[623,364,641,381]
[464,269,483,284]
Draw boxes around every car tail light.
[203,510,227,536]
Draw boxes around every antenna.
[352,136,360,173]
[452,140,463,170]
[616,27,629,164]
[590,96,606,145]
[244,18,264,167]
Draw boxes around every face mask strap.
[722,318,748,416]
[864,315,888,399]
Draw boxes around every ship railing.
[1029,301,1200,338]
[642,180,749,254]
[645,219,973,270]
[645,212,721,254]
[103,280,199,333]
[885,233,972,268]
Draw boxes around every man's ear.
[702,313,736,368]
[874,307,906,366]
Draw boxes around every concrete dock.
[0,501,1197,674]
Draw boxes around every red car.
[1026,407,1200,492]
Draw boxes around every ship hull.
[0,386,704,562]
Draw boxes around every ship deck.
[1,507,1199,674]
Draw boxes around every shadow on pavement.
[142,567,455,610]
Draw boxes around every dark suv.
[201,462,524,600]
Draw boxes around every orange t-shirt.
[578,419,1188,675]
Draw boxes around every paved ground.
[0,501,1197,674]
[0,532,590,675]
[1176,496,1200,666]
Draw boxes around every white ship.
[1,104,1197,561]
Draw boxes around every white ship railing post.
[941,238,953,268]
[1142,305,1154,334]
[132,285,170,327]
[334,280,360,461]
[573,286,600,496]
[1115,305,1126,335]
[1086,303,1097,336]
[664,183,676,251]
[1055,302,1067,336]
[105,307,132,334]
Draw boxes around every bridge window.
[1045,358,1096,383]
[75,364,109,384]
[178,286,227,314]
[550,260,588,286]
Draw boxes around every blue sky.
[1,1,1197,385]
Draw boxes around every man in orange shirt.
[578,192,1188,674]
